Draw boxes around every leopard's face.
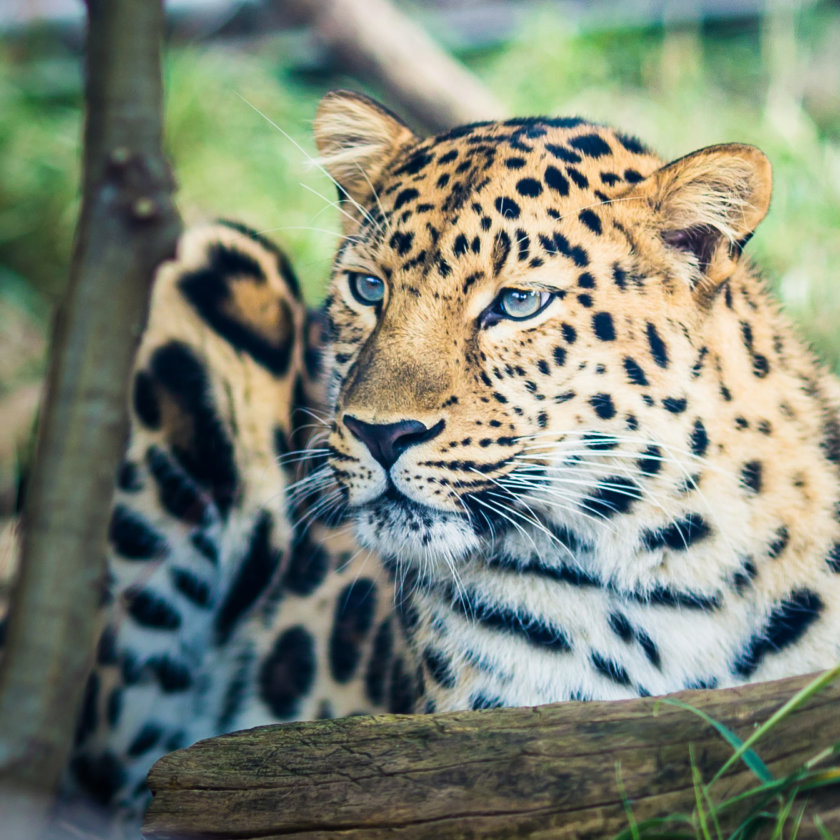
[315,93,771,574]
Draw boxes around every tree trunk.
[0,0,180,833]
[144,671,840,839]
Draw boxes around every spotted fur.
[2,92,840,827]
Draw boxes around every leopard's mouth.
[352,485,482,568]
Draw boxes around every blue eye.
[482,288,554,325]
[348,272,386,306]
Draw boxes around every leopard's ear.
[314,90,417,217]
[627,143,772,287]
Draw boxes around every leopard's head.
[313,90,772,576]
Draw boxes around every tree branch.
[0,0,180,831]
[145,671,840,839]
[285,0,506,132]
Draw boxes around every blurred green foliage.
[0,0,839,386]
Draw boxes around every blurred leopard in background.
[2,90,840,825]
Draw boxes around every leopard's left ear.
[628,143,772,287]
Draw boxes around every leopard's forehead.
[377,117,663,221]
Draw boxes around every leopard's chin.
[352,487,480,571]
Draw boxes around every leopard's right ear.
[314,90,417,218]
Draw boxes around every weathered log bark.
[145,671,840,839]
[284,0,506,132]
[0,0,180,833]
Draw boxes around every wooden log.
[145,671,840,839]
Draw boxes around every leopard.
[2,89,840,830]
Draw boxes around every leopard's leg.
[221,311,427,729]
[67,221,308,820]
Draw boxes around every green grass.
[612,666,840,839]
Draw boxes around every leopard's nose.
[343,415,445,471]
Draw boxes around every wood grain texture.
[145,671,840,839]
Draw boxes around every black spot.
[393,188,419,210]
[453,233,469,257]
[494,196,520,219]
[570,133,612,157]
[825,543,840,573]
[591,652,631,685]
[516,177,543,197]
[146,446,211,526]
[470,693,504,710]
[768,526,790,559]
[580,476,641,519]
[127,723,163,757]
[285,537,330,597]
[577,272,595,289]
[637,445,662,476]
[179,248,296,377]
[616,132,648,154]
[447,588,571,652]
[590,393,616,419]
[741,461,763,493]
[593,312,615,341]
[545,143,581,163]
[733,590,823,677]
[438,148,458,164]
[637,631,661,668]
[561,323,577,343]
[70,751,127,806]
[553,346,566,367]
[608,612,633,643]
[623,357,648,387]
[149,342,238,516]
[116,461,142,493]
[663,397,687,414]
[215,511,281,644]
[191,531,219,565]
[505,156,526,169]
[567,167,589,189]
[733,557,758,594]
[634,585,721,611]
[395,149,434,176]
[646,323,669,368]
[690,419,708,457]
[613,263,627,289]
[149,654,193,692]
[132,371,161,429]
[388,657,418,714]
[330,579,378,683]
[109,504,167,560]
[170,567,212,609]
[577,293,592,307]
[624,168,643,183]
[389,231,414,256]
[365,619,394,706]
[259,625,316,719]
[545,165,570,196]
[578,209,602,234]
[642,514,712,552]
[752,355,770,378]
[424,647,456,689]
[128,590,181,630]
[600,172,621,186]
